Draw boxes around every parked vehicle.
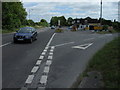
[51,26,55,29]
[13,27,37,43]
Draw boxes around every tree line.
[2,2,49,30]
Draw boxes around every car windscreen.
[18,28,33,33]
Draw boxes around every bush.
[55,28,63,33]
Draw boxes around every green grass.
[97,29,118,34]
[85,37,120,88]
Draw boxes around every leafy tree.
[50,16,67,26]
[67,17,73,26]
[2,2,27,30]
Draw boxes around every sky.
[22,0,119,23]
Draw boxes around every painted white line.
[46,60,52,66]
[54,42,74,47]
[31,66,39,73]
[41,52,46,55]
[48,56,53,60]
[0,42,11,47]
[51,46,55,49]
[36,60,42,65]
[72,43,93,50]
[40,75,48,84]
[43,66,50,73]
[50,49,54,52]
[25,75,34,84]
[46,33,56,47]
[39,56,44,60]
[43,49,47,52]
[45,46,49,50]
[37,87,45,90]
[84,38,94,41]
[49,52,53,55]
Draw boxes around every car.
[51,26,55,29]
[13,27,37,43]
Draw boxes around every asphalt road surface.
[2,27,118,89]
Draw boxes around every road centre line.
[46,33,56,47]
[36,60,42,65]
[43,66,50,73]
[48,56,53,60]
[46,60,52,66]
[40,75,48,85]
[54,42,74,47]
[25,75,34,84]
[31,66,39,73]
[39,56,44,60]
[0,42,11,47]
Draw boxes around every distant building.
[118,1,120,22]
[73,17,102,30]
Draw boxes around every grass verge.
[71,37,120,89]
[97,29,118,34]
[84,37,120,88]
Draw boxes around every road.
[2,27,118,89]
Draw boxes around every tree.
[2,2,27,29]
[50,16,67,26]
[67,17,73,26]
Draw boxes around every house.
[73,17,102,30]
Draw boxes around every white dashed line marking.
[45,47,49,50]
[46,60,52,66]
[39,56,44,60]
[0,42,11,47]
[43,49,47,52]
[50,49,54,52]
[43,66,50,73]
[49,52,53,55]
[48,56,53,59]
[36,60,42,65]
[25,75,34,84]
[51,46,55,49]
[40,75,48,85]
[41,52,46,55]
[31,66,39,73]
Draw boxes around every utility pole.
[100,0,102,25]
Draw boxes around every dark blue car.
[13,27,37,43]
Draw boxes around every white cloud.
[23,2,119,22]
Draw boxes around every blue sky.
[22,1,119,22]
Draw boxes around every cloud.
[23,2,119,22]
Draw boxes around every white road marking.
[51,46,55,49]
[54,42,74,47]
[45,46,49,50]
[36,60,42,65]
[72,43,93,50]
[31,66,39,73]
[43,49,47,52]
[49,52,53,55]
[46,60,52,66]
[39,56,44,60]
[41,52,46,55]
[46,33,56,47]
[0,42,11,47]
[25,75,34,84]
[40,75,48,84]
[50,49,54,52]
[43,66,50,73]
[84,38,94,41]
[48,56,53,59]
